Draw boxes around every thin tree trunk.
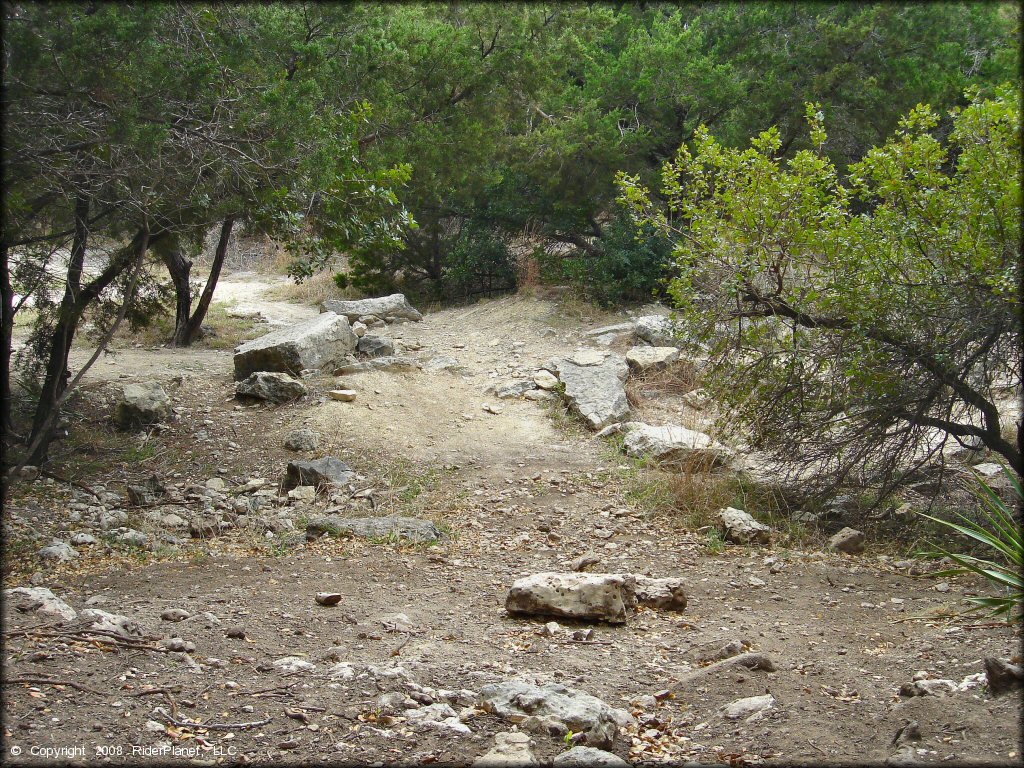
[28,196,90,454]
[160,236,193,336]
[1,244,14,437]
[0,243,14,506]
[172,215,235,347]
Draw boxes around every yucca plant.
[917,463,1023,620]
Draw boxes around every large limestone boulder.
[621,422,733,466]
[233,312,356,380]
[114,382,170,430]
[506,572,634,624]
[556,353,629,430]
[719,507,771,545]
[633,315,677,346]
[321,294,423,323]
[625,345,679,373]
[235,371,307,403]
[305,515,443,544]
[4,587,77,622]
[479,678,634,750]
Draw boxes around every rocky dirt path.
[4,274,1021,766]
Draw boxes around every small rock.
[273,656,315,674]
[38,541,78,562]
[495,380,536,399]
[235,371,307,403]
[553,747,631,768]
[829,527,866,554]
[633,315,677,346]
[473,731,538,767]
[283,427,321,452]
[327,662,356,680]
[315,592,342,606]
[225,627,246,639]
[80,609,142,638]
[357,334,395,358]
[533,371,559,390]
[16,465,40,481]
[233,312,357,380]
[284,458,353,491]
[899,678,958,697]
[287,485,317,501]
[144,720,165,733]
[719,507,771,545]
[328,389,357,402]
[70,532,98,546]
[505,572,632,624]
[114,382,171,429]
[721,694,774,721]
[540,621,561,637]
[4,587,77,622]
[163,637,196,653]
[568,552,602,572]
[205,477,226,492]
[117,529,150,548]
[161,608,191,622]
[625,345,679,373]
[479,680,633,751]
[984,657,1024,695]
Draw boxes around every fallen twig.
[20,628,164,651]
[244,681,299,697]
[4,676,105,695]
[40,469,100,498]
[129,685,182,698]
[390,633,410,657]
[154,707,270,731]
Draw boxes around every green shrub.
[543,212,673,306]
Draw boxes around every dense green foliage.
[617,86,1021,493]
[318,2,1020,301]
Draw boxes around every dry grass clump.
[626,359,701,409]
[263,270,360,305]
[119,301,262,350]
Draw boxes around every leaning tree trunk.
[172,215,235,347]
[28,195,90,456]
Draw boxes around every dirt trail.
[4,274,1021,766]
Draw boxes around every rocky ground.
[3,272,1021,766]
